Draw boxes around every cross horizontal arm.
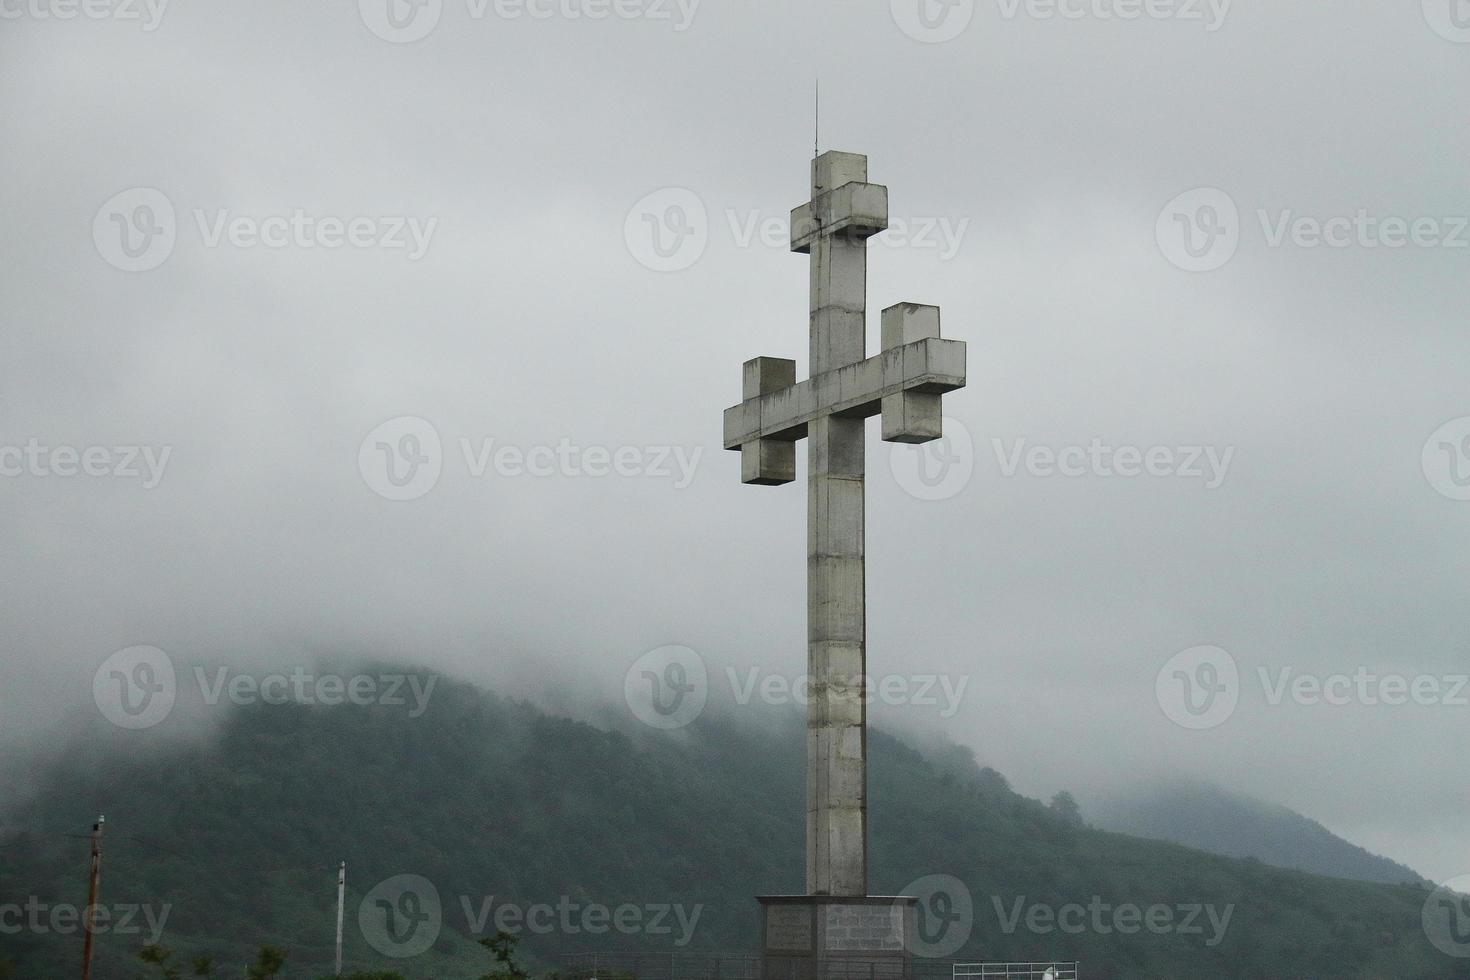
[723,337,967,452]
[790,182,889,254]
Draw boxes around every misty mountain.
[0,670,1459,979]
[1085,779,1426,887]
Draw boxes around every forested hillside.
[0,673,1459,979]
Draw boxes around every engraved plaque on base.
[758,896,916,980]
[766,903,815,952]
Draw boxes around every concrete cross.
[723,151,966,898]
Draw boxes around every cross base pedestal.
[757,895,917,980]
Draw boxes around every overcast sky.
[2,0,1468,884]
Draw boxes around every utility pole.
[80,815,104,980]
[334,861,346,977]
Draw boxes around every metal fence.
[952,964,1079,980]
[558,952,761,980]
[554,954,1077,980]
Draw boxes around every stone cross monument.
[723,150,967,978]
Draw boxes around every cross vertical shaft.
[724,149,967,914]
[806,152,871,898]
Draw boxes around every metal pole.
[335,861,346,976]
[80,815,104,980]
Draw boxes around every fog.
[2,0,1467,884]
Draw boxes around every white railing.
[951,964,1078,980]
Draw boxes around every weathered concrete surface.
[723,151,967,898]
[757,894,918,980]
[723,337,966,450]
